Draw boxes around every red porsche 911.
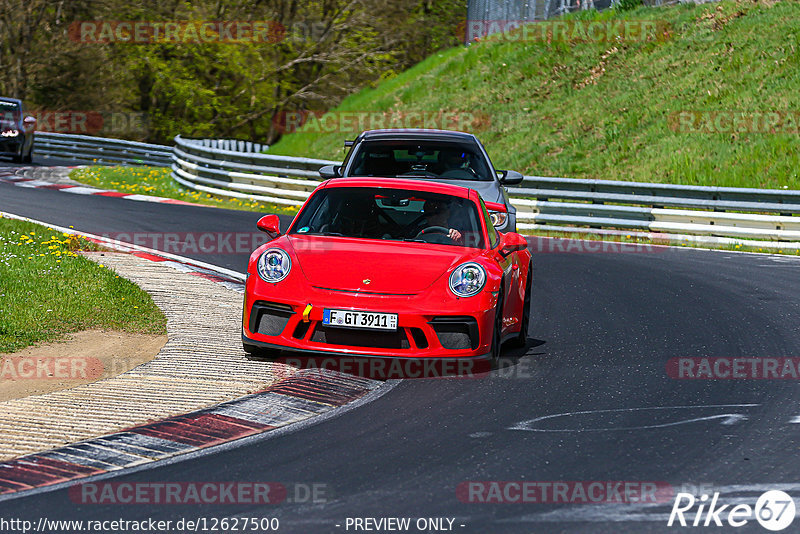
[242,178,532,363]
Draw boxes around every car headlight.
[489,211,508,228]
[256,248,291,282]
[1,130,19,137]
[449,262,486,297]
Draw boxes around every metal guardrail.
[35,132,172,166]
[169,136,800,242]
[31,132,799,242]
[170,135,333,207]
[513,176,800,241]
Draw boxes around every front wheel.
[22,145,32,163]
[490,290,504,364]
[510,265,532,348]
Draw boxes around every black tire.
[22,145,32,164]
[11,152,22,163]
[510,265,532,348]
[490,290,504,365]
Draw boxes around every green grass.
[0,217,167,353]
[70,166,299,215]
[268,0,800,189]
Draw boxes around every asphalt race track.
[0,154,81,168]
[2,168,800,533]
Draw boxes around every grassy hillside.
[268,0,800,189]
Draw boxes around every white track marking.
[509,404,760,432]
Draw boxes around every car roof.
[0,97,22,106]
[357,129,479,143]
[323,177,473,199]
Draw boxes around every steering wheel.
[414,226,450,239]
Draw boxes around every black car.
[0,97,35,163]
[319,129,523,231]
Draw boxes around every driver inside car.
[436,151,464,173]
[417,199,463,244]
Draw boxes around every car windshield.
[0,101,20,125]
[348,141,493,181]
[290,187,486,249]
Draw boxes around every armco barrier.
[35,132,172,166]
[513,176,800,241]
[170,135,332,207]
[29,132,800,242]
[170,136,800,241]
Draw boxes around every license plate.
[323,309,398,331]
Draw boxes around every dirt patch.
[0,330,166,402]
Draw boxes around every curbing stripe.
[37,451,118,471]
[61,186,105,195]
[57,444,148,468]
[0,478,32,493]
[0,463,69,487]
[178,413,271,434]
[0,167,212,208]
[14,459,83,479]
[132,426,214,448]
[93,435,188,458]
[209,393,332,427]
[0,367,381,496]
[0,199,385,499]
[17,457,100,477]
[38,183,74,190]
[95,433,193,455]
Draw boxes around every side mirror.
[23,116,36,125]
[319,165,341,179]
[500,232,528,257]
[256,214,281,238]
[497,170,523,186]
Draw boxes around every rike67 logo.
[668,490,795,531]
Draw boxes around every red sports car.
[242,178,532,362]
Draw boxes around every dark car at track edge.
[0,97,35,163]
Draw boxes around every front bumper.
[0,139,23,156]
[242,281,496,360]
